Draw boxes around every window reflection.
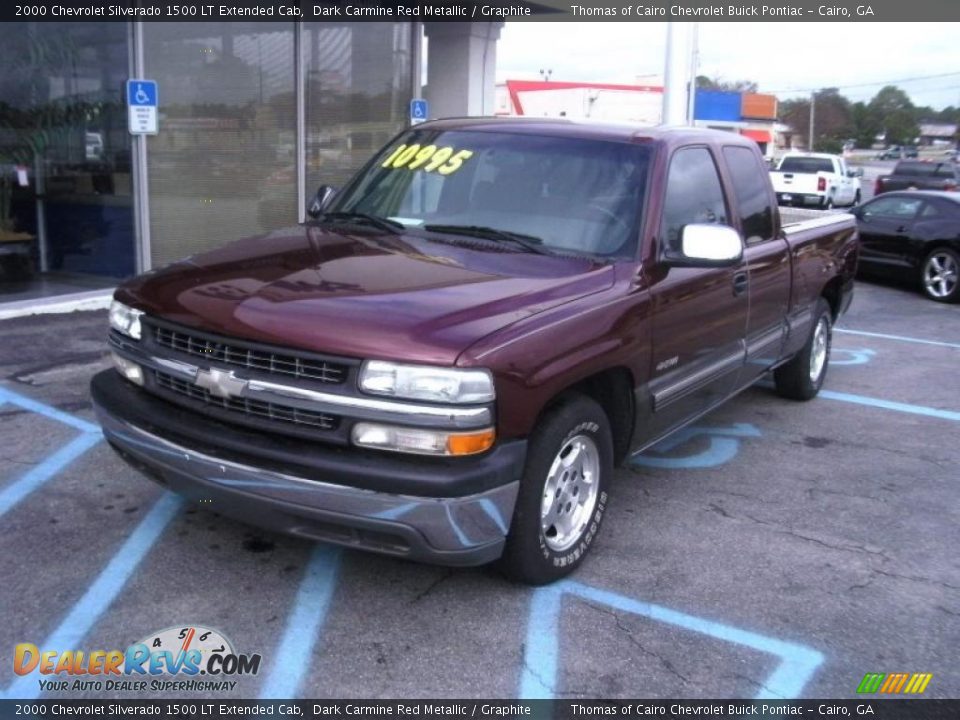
[0,22,133,299]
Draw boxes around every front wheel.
[499,394,613,585]
[774,298,833,401]
[921,247,960,303]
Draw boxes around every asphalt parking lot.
[0,273,957,702]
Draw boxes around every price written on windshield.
[381,144,474,175]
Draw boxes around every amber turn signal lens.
[446,428,496,456]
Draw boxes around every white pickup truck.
[770,152,862,209]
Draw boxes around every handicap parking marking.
[0,492,183,700]
[0,385,103,519]
[631,423,762,470]
[820,390,960,423]
[520,580,824,700]
[258,545,342,699]
[829,348,876,365]
[835,328,960,351]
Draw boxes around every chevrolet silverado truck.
[770,152,862,209]
[91,119,858,584]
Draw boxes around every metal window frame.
[129,21,151,273]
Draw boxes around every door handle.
[732,271,748,296]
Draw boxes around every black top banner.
[2,0,959,22]
[1,700,959,720]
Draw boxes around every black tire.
[920,247,960,303]
[774,298,833,401]
[852,190,861,207]
[499,394,613,585]
[823,196,834,210]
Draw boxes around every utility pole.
[809,91,815,151]
[663,22,693,125]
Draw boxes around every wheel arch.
[539,366,636,467]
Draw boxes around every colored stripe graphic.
[858,672,932,694]
[857,673,885,693]
[904,673,933,694]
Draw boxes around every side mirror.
[307,185,337,218]
[667,224,743,267]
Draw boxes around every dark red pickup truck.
[91,119,858,584]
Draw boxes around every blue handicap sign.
[410,98,428,122]
[127,79,158,107]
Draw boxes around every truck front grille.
[152,370,339,433]
[152,325,347,384]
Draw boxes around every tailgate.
[771,171,822,194]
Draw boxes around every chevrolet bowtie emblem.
[194,367,248,399]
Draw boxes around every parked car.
[874,160,960,195]
[877,146,903,160]
[852,190,960,303]
[91,120,858,584]
[769,152,862,209]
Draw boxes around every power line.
[767,71,960,94]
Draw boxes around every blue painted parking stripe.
[820,390,960,423]
[1,492,183,700]
[259,545,342,699]
[835,328,960,350]
[0,432,102,519]
[520,581,824,701]
[0,386,100,434]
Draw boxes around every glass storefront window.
[0,22,133,302]
[143,22,297,267]
[304,23,414,204]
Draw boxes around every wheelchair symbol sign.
[127,80,158,135]
[410,99,428,125]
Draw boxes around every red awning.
[742,129,772,143]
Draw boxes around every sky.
[496,22,960,110]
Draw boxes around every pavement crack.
[871,568,960,592]
[411,568,455,603]
[935,606,959,617]
[729,671,787,699]
[582,601,690,686]
[520,648,554,694]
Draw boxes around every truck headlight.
[352,423,495,456]
[109,300,143,340]
[358,361,494,404]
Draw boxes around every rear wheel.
[921,247,960,303]
[852,190,861,206]
[499,394,613,585]
[774,298,832,401]
[822,196,834,210]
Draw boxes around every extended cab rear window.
[778,157,834,174]
[332,129,652,259]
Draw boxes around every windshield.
[328,129,651,258]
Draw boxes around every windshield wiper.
[317,211,404,234]
[424,224,553,256]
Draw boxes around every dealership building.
[0,20,511,311]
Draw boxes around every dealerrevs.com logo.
[13,625,261,693]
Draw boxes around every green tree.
[695,76,758,93]
[867,85,919,145]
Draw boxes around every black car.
[852,191,960,302]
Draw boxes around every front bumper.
[91,370,525,566]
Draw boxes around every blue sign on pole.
[126,79,158,134]
[410,99,428,125]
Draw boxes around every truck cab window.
[723,146,775,244]
[661,147,729,253]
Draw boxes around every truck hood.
[117,225,615,365]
